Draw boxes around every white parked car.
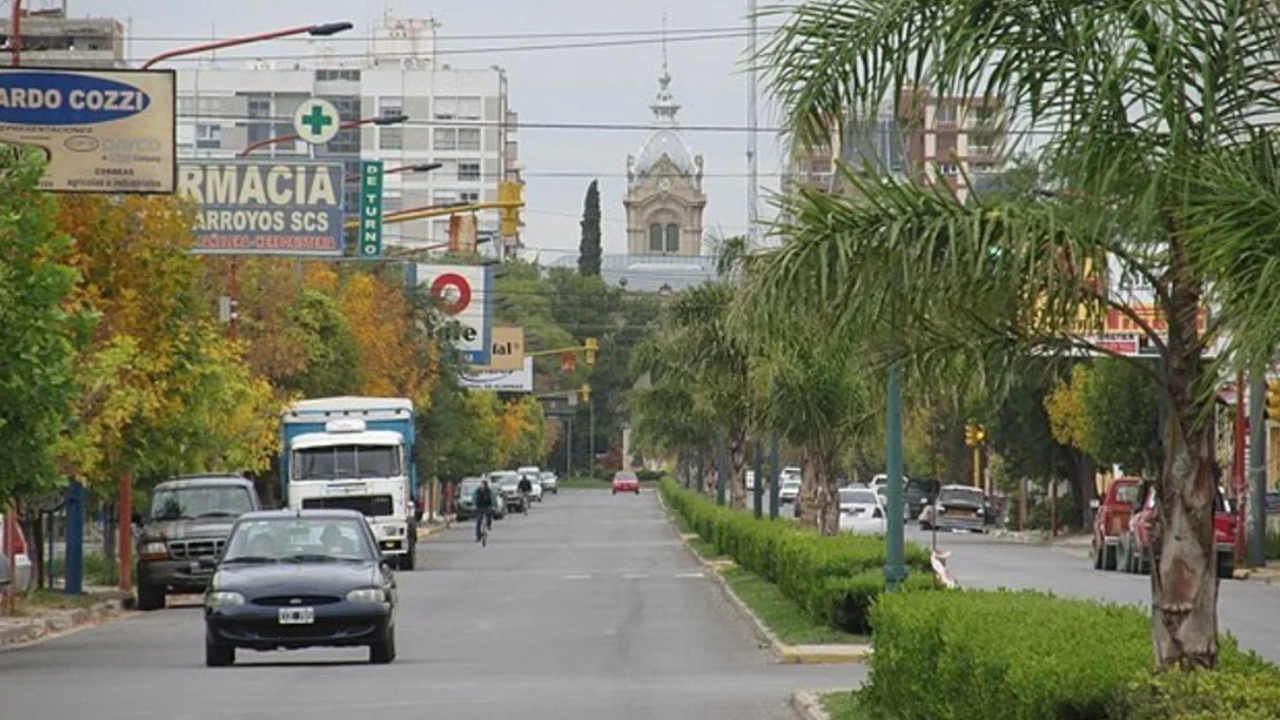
[779,477,802,504]
[838,487,886,535]
[538,471,558,495]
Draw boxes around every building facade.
[173,12,521,251]
[623,64,706,257]
[0,3,125,68]
[786,88,1005,201]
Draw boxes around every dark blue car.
[202,509,397,667]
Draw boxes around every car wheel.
[205,634,235,667]
[370,625,397,664]
[1103,544,1118,571]
[635,489,640,495]
[612,489,617,495]
[136,573,165,611]
[1092,541,1103,569]
[1218,550,1235,579]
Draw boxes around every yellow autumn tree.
[335,268,440,408]
[497,396,547,467]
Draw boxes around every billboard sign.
[416,263,493,365]
[178,160,345,256]
[482,325,525,371]
[460,357,533,392]
[0,67,176,193]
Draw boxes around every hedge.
[660,478,938,634]
[864,588,1280,720]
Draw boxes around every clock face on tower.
[657,177,671,191]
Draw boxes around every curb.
[415,516,456,541]
[658,489,872,665]
[0,598,128,650]
[791,691,831,720]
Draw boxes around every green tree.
[757,0,1280,668]
[577,180,602,277]
[0,152,81,501]
[280,290,362,398]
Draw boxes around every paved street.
[913,528,1280,663]
[0,490,859,720]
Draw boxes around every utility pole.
[747,0,759,249]
[769,437,780,519]
[1248,370,1267,567]
[747,438,757,515]
[883,364,908,591]
[1234,370,1247,567]
[716,433,728,507]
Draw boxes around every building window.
[434,96,482,120]
[937,162,960,176]
[457,161,481,182]
[379,96,403,118]
[458,128,481,151]
[247,123,272,144]
[460,190,480,203]
[648,224,663,252]
[316,69,360,82]
[433,190,458,205]
[196,123,222,149]
[247,98,270,119]
[665,224,680,253]
[382,194,403,215]
[935,103,957,123]
[432,219,451,240]
[379,127,403,150]
[434,128,457,150]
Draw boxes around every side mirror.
[1089,499,1101,509]
[197,556,218,570]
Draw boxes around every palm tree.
[742,314,878,534]
[629,284,752,507]
[755,0,1280,670]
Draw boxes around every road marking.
[674,572,705,579]
[622,573,650,579]
[563,574,592,580]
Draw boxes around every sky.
[67,0,786,260]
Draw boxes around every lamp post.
[344,162,441,182]
[140,22,353,69]
[883,363,908,591]
[9,0,20,66]
[238,113,408,157]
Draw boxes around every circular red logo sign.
[430,272,472,315]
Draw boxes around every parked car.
[904,478,940,521]
[135,475,262,611]
[920,485,987,533]
[1091,477,1142,571]
[612,471,640,495]
[455,477,506,520]
[202,509,397,667]
[838,487,886,535]
[539,471,559,495]
[488,471,525,513]
[0,514,32,595]
[779,477,802,505]
[1120,481,1237,577]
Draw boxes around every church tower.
[624,50,706,256]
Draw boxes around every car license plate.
[278,607,314,625]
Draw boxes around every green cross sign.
[300,105,333,136]
[293,98,340,144]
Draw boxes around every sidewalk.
[0,587,131,650]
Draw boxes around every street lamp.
[239,113,408,157]
[345,162,442,182]
[140,22,354,70]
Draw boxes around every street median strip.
[0,596,130,650]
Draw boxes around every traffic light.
[1267,380,1280,422]
[579,383,591,403]
[498,181,522,237]
[583,337,598,365]
[965,423,987,447]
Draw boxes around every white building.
[174,12,521,251]
[0,3,125,69]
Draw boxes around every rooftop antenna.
[661,10,668,74]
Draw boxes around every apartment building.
[785,88,1005,201]
[174,12,521,251]
[0,3,125,68]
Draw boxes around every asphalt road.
[911,527,1280,663]
[0,490,859,719]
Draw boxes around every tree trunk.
[729,431,747,511]
[816,450,840,536]
[1151,235,1218,670]
[798,447,821,529]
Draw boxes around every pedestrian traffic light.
[579,383,591,403]
[583,337,598,365]
[1267,380,1280,422]
[498,181,522,237]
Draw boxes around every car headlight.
[139,541,169,559]
[346,588,387,603]
[206,591,245,608]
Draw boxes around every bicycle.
[477,508,493,546]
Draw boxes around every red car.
[1120,480,1237,578]
[612,471,640,495]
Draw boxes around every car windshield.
[490,473,517,485]
[840,489,878,505]
[151,485,253,520]
[939,487,985,505]
[222,517,376,564]
[782,478,802,487]
[293,444,401,481]
[459,480,484,496]
[1114,483,1140,504]
[615,473,637,481]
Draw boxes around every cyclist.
[473,479,496,542]
[517,473,533,514]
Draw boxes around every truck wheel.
[1092,542,1103,569]
[136,573,165,611]
[1217,551,1234,579]
[400,538,416,571]
[1103,545,1118,571]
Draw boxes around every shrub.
[660,478,937,635]
[864,588,1280,720]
